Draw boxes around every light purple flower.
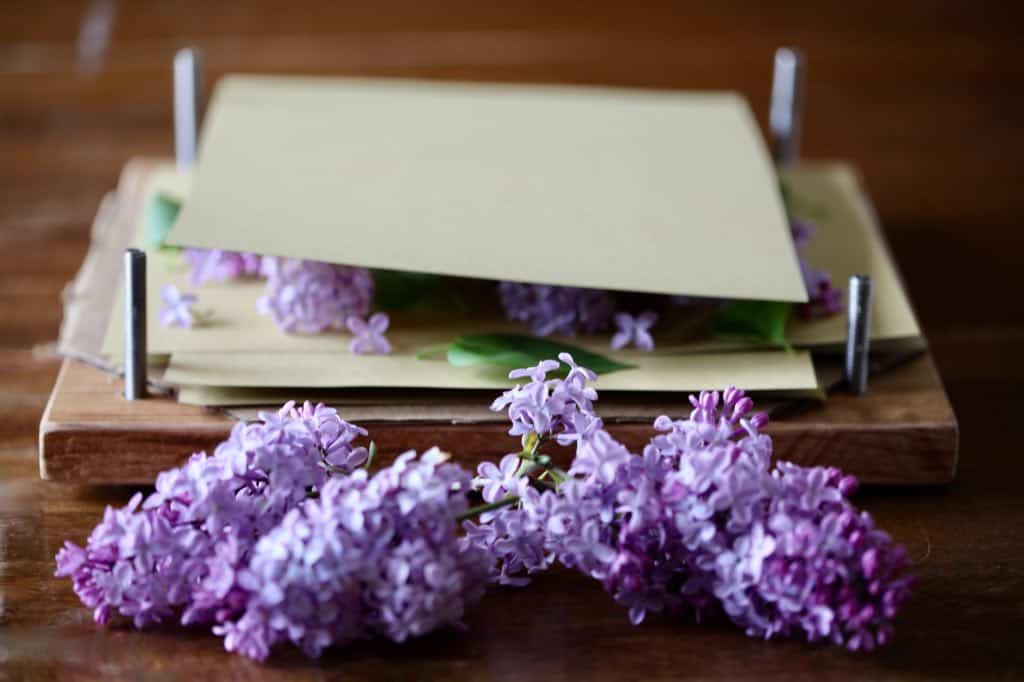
[257,257,373,334]
[490,354,599,440]
[159,284,197,329]
[498,282,615,337]
[217,449,490,660]
[56,402,369,633]
[610,311,657,351]
[184,248,262,286]
[474,359,913,652]
[474,453,529,503]
[346,312,392,355]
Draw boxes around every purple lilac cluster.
[497,282,616,337]
[184,248,263,286]
[257,257,374,334]
[216,448,490,660]
[469,357,913,651]
[55,402,368,629]
[791,220,842,319]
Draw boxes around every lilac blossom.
[610,311,658,351]
[257,257,374,334]
[489,353,600,440]
[471,359,912,651]
[498,281,615,337]
[184,248,263,286]
[159,284,198,329]
[346,312,392,355]
[55,402,368,630]
[215,449,490,660]
[56,359,911,659]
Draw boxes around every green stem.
[456,495,520,522]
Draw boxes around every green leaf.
[711,300,793,350]
[439,334,635,375]
[371,269,467,312]
[144,192,182,249]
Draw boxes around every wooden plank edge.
[39,415,957,486]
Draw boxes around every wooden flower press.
[38,49,958,486]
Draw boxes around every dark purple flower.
[498,281,615,336]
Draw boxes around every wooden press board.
[37,160,958,485]
[39,345,957,486]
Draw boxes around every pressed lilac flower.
[184,248,262,286]
[159,284,198,329]
[346,312,392,355]
[498,281,615,337]
[610,311,657,351]
[257,257,374,334]
[790,220,843,319]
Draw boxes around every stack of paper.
[96,76,921,410]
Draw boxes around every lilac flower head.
[184,248,262,286]
[257,257,374,334]
[498,282,615,337]
[217,449,490,660]
[610,311,657,351]
[473,374,912,651]
[56,402,369,632]
[346,312,392,355]
[490,354,599,440]
[159,284,198,329]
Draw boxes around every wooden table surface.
[2,2,1023,679]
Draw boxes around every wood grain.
[2,2,1023,679]
[39,352,958,485]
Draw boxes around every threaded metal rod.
[844,274,873,395]
[174,47,203,168]
[124,248,147,400]
[770,47,806,165]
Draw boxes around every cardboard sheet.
[182,383,820,409]
[167,76,807,303]
[164,348,818,393]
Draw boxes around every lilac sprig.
[470,359,913,651]
[55,402,368,629]
[215,448,490,661]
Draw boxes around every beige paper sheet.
[164,348,818,393]
[167,76,807,303]
[783,164,921,348]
